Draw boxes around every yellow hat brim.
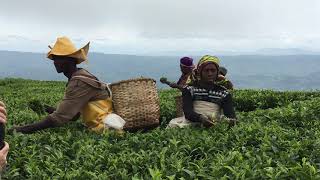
[68,42,90,64]
[47,41,90,64]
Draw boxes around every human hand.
[228,118,237,127]
[44,105,56,114]
[160,77,168,84]
[217,75,226,81]
[200,114,214,128]
[0,142,9,172]
[0,101,7,124]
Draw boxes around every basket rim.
[110,77,156,86]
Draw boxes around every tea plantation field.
[1,78,320,179]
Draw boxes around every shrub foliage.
[1,78,320,179]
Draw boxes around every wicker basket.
[110,78,160,131]
[175,95,183,117]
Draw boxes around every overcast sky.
[0,0,320,55]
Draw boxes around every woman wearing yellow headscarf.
[167,55,237,128]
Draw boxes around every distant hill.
[0,50,320,90]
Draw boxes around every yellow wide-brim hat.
[47,36,90,64]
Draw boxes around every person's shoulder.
[182,85,196,95]
[184,84,197,91]
[67,78,88,90]
[213,84,230,96]
[214,83,227,90]
[70,69,102,87]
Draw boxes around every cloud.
[1,0,320,54]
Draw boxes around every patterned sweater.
[182,83,236,122]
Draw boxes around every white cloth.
[167,100,221,128]
[167,116,198,128]
[193,101,221,122]
[103,113,126,130]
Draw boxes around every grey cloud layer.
[1,0,320,37]
[1,0,320,53]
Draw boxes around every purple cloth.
[180,57,194,67]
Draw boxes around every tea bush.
[1,78,320,179]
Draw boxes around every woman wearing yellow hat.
[13,37,113,133]
[167,55,237,128]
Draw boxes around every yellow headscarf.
[194,55,220,82]
[197,55,220,70]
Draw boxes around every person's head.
[219,66,228,76]
[47,37,90,76]
[196,55,220,83]
[180,57,194,74]
[52,56,78,74]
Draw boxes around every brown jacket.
[49,69,109,124]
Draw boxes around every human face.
[53,60,66,73]
[200,63,218,83]
[180,65,193,74]
[52,56,75,73]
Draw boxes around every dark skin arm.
[160,77,184,91]
[221,94,237,127]
[12,111,81,134]
[12,104,82,134]
[10,116,59,134]
[182,88,214,127]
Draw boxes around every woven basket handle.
[71,75,112,98]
